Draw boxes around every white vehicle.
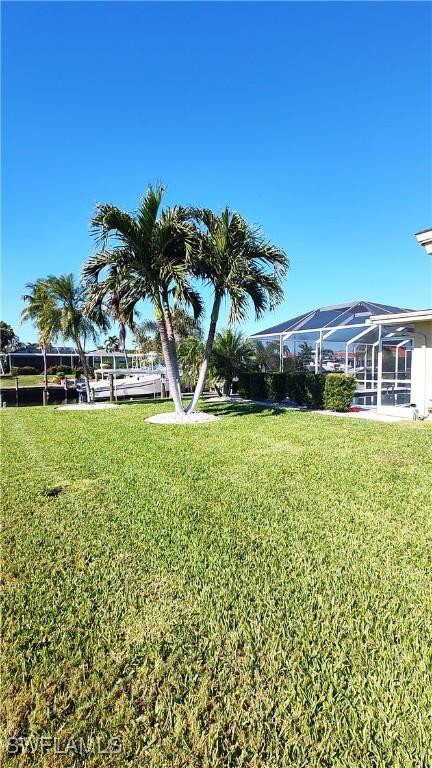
[90,369,168,401]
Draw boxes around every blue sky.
[2,1,431,344]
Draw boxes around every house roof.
[249,301,412,338]
[11,345,78,355]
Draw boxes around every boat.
[90,368,168,400]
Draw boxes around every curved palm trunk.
[161,289,182,407]
[187,290,222,414]
[76,339,91,402]
[156,318,184,415]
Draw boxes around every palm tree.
[134,307,200,355]
[210,329,254,395]
[187,208,288,413]
[178,336,204,390]
[83,185,202,415]
[170,306,202,343]
[21,280,59,403]
[104,335,120,353]
[133,319,161,355]
[95,266,130,367]
[47,273,105,401]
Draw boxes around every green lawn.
[2,401,431,767]
[0,374,58,388]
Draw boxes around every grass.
[1,401,431,767]
[0,374,59,388]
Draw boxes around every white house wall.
[411,320,432,417]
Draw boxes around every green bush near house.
[238,370,327,408]
[264,371,287,402]
[238,370,267,400]
[305,372,326,409]
[47,365,73,375]
[10,365,39,375]
[323,373,356,412]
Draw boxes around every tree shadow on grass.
[201,399,287,418]
[112,396,287,417]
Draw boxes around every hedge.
[264,372,287,402]
[323,374,356,412]
[10,366,39,375]
[237,371,326,409]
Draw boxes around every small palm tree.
[178,336,204,390]
[134,307,200,355]
[211,329,254,395]
[83,185,202,415]
[170,306,202,343]
[133,319,161,355]
[104,335,120,353]
[47,274,106,401]
[21,280,59,401]
[187,208,288,413]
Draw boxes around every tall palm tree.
[47,274,105,401]
[187,208,288,413]
[210,329,254,395]
[83,185,202,414]
[21,280,59,403]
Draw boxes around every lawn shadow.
[106,395,287,418]
[201,399,287,418]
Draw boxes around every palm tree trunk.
[161,288,182,406]
[156,317,184,415]
[223,377,232,396]
[43,345,48,405]
[187,290,222,414]
[76,339,91,402]
[119,323,128,368]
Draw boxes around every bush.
[10,366,39,375]
[238,371,267,400]
[47,365,73,375]
[305,373,326,409]
[323,374,356,412]
[238,370,327,408]
[264,372,286,402]
[249,372,267,400]
[74,366,94,379]
[237,371,251,398]
[285,371,308,405]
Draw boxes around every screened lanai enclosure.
[249,301,415,411]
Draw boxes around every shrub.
[265,372,287,402]
[73,366,94,379]
[238,371,267,400]
[11,366,39,375]
[285,371,308,405]
[237,371,251,398]
[323,374,356,412]
[238,370,328,409]
[47,365,73,375]
[305,373,326,409]
[249,372,267,400]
